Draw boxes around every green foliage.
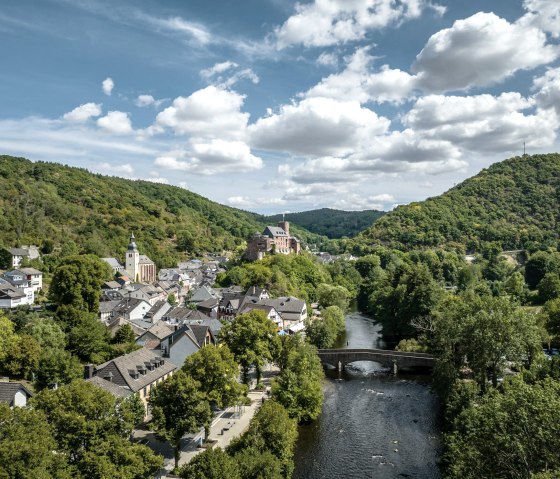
[0,403,69,479]
[68,313,111,363]
[112,324,136,345]
[2,334,41,378]
[49,254,112,313]
[220,310,279,385]
[537,273,560,303]
[261,208,385,239]
[228,401,297,479]
[316,283,350,311]
[35,347,83,389]
[353,154,560,251]
[179,448,241,479]
[30,380,162,477]
[305,305,345,349]
[394,338,427,352]
[0,313,17,364]
[525,251,560,289]
[234,447,284,479]
[443,377,560,478]
[272,338,324,423]
[430,295,543,398]
[149,371,212,470]
[0,156,323,264]
[77,435,162,479]
[364,261,443,337]
[182,345,248,409]
[25,318,66,350]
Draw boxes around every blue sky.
[1,0,559,214]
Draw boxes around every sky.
[1,0,559,214]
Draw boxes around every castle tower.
[278,220,290,236]
[125,232,140,282]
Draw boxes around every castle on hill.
[245,221,301,261]
[102,233,156,283]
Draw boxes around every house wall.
[13,390,28,407]
[163,335,199,368]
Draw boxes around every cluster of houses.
[88,233,307,413]
[0,267,43,309]
[1,230,308,415]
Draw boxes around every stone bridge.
[317,348,434,374]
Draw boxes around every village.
[0,222,317,476]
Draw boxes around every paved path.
[157,367,278,477]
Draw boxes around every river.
[292,311,441,479]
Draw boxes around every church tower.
[125,232,140,282]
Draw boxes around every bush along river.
[292,312,441,479]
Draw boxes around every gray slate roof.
[87,375,132,398]
[95,348,176,393]
[7,248,29,256]
[263,226,288,237]
[0,382,33,405]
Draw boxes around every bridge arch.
[317,348,434,375]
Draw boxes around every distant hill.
[353,154,560,252]
[262,208,385,239]
[0,156,323,266]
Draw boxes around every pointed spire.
[128,232,138,252]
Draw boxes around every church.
[102,233,156,284]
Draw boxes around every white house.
[17,268,43,292]
[0,382,33,407]
[110,298,151,321]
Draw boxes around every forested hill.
[353,153,560,252]
[0,156,322,266]
[262,208,385,239]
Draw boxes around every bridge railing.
[317,348,434,359]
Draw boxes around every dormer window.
[129,369,140,379]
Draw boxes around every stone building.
[245,221,301,261]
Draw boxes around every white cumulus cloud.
[97,111,133,134]
[519,0,560,38]
[412,12,559,92]
[135,94,164,108]
[249,97,390,157]
[102,77,114,96]
[275,0,445,49]
[155,86,249,140]
[154,139,263,175]
[62,103,102,122]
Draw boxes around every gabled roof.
[139,255,154,265]
[238,303,277,316]
[260,296,306,314]
[263,226,288,237]
[144,321,174,340]
[0,382,33,405]
[95,348,176,392]
[102,258,123,269]
[18,267,42,275]
[112,298,150,316]
[197,297,219,309]
[102,281,121,290]
[99,300,122,315]
[189,284,218,303]
[0,284,26,300]
[189,324,214,348]
[6,248,29,256]
[187,310,212,321]
[87,376,132,398]
[245,286,266,297]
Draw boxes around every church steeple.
[127,232,138,252]
[125,232,140,281]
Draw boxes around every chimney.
[84,364,95,379]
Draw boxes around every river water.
[292,312,441,479]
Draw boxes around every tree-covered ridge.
[262,208,385,239]
[354,154,560,252]
[0,156,322,267]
